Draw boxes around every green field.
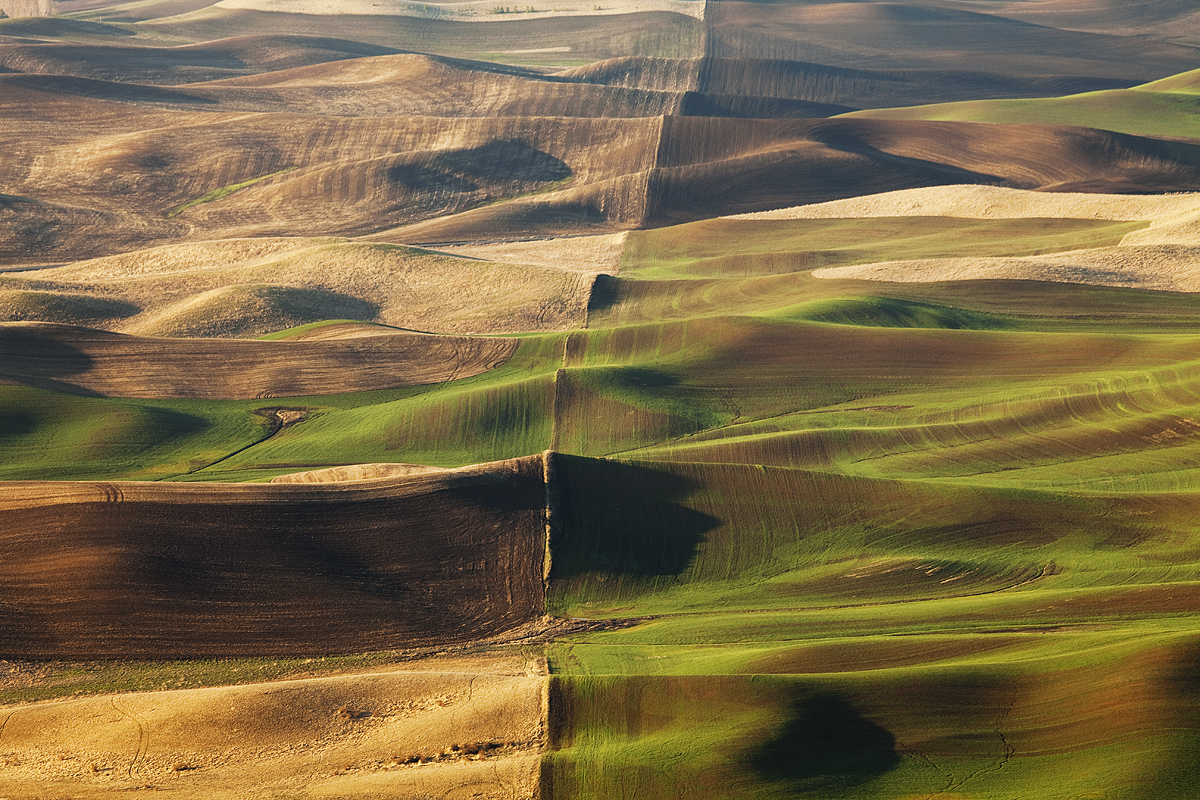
[844,68,1200,138]
[9,209,1200,797]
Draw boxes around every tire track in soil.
[109,696,148,781]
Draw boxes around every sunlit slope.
[620,216,1148,279]
[845,67,1200,139]
[0,456,547,657]
[0,653,544,799]
[544,638,1200,800]
[0,240,595,335]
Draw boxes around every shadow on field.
[748,689,900,794]
[0,326,99,395]
[549,455,717,581]
[586,274,621,316]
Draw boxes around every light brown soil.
[0,321,517,398]
[0,657,544,799]
[272,463,448,483]
[434,232,627,275]
[0,457,548,657]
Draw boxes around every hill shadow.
[549,455,718,581]
[747,688,900,795]
[0,326,99,395]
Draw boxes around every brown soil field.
[559,56,1133,110]
[0,239,596,335]
[0,654,544,799]
[974,0,1200,45]
[0,34,402,85]
[645,117,1200,225]
[0,456,548,657]
[706,1,1200,79]
[181,53,684,117]
[0,321,516,398]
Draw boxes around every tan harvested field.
[273,463,448,482]
[0,656,544,799]
[434,232,627,274]
[732,185,1200,290]
[212,0,703,20]
[812,244,1200,292]
[0,456,548,657]
[0,321,516,398]
[0,239,596,335]
[731,185,1200,227]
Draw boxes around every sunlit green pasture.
[842,67,1200,139]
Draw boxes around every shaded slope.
[559,55,1135,112]
[0,456,547,657]
[181,52,685,117]
[645,117,1200,225]
[0,322,517,398]
[706,1,1200,81]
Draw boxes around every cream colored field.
[730,185,1200,230]
[0,656,544,800]
[212,0,704,20]
[435,232,627,275]
[729,186,1200,290]
[0,238,596,336]
[273,463,448,482]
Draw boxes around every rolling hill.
[5,2,1200,799]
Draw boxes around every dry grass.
[1,240,596,336]
[813,245,1200,292]
[434,232,627,274]
[0,656,543,799]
